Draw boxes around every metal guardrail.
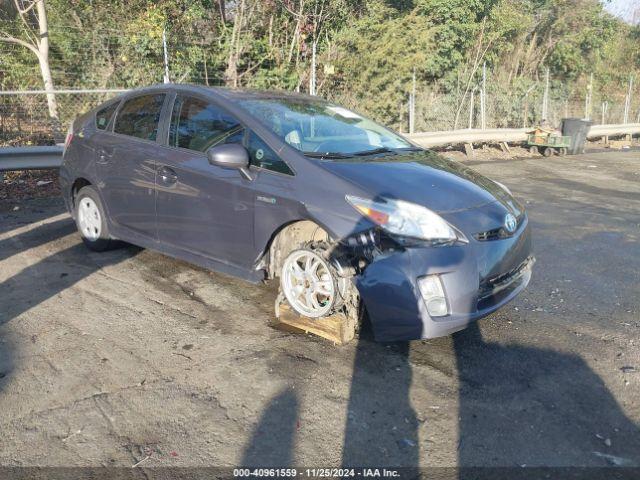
[407,124,640,148]
[0,146,64,171]
[0,124,638,172]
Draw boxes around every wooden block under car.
[273,303,356,345]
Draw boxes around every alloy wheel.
[281,249,337,318]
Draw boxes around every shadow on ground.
[455,322,640,468]
[0,210,139,401]
[239,317,640,469]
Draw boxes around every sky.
[603,0,640,23]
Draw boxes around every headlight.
[345,195,458,243]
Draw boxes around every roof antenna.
[163,28,171,84]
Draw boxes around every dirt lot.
[0,151,638,470]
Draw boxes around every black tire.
[529,145,538,155]
[75,185,114,252]
[558,147,568,156]
[542,147,554,157]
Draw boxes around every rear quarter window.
[114,94,166,141]
[95,102,119,130]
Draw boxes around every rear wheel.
[542,147,554,157]
[529,145,539,155]
[558,147,568,156]
[75,186,114,251]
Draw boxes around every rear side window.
[114,94,165,141]
[95,102,119,130]
[169,96,243,152]
[247,131,294,176]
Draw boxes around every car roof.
[125,83,322,103]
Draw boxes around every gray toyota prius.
[60,84,533,342]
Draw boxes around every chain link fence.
[1,82,638,146]
[0,89,126,146]
[410,83,639,133]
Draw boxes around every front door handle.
[158,166,178,186]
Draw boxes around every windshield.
[237,97,415,157]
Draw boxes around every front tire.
[75,186,114,252]
[281,248,340,318]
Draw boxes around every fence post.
[623,75,633,124]
[468,88,475,129]
[309,40,317,96]
[585,73,593,119]
[163,28,170,84]
[409,69,416,134]
[480,62,486,130]
[541,68,550,121]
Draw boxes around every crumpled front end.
[354,206,533,342]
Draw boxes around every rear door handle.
[158,166,178,186]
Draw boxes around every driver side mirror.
[207,144,252,181]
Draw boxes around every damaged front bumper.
[355,216,533,342]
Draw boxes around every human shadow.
[454,322,640,472]
[239,388,299,467]
[342,318,419,469]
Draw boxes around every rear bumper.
[355,218,533,342]
[58,165,73,215]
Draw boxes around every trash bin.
[560,118,592,155]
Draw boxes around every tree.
[0,0,58,120]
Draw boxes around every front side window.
[96,102,119,130]
[246,131,293,175]
[114,94,165,141]
[237,98,415,157]
[169,96,243,152]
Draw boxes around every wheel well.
[266,220,331,279]
[71,178,92,206]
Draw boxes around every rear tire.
[75,186,114,252]
[542,147,554,157]
[529,145,538,155]
[558,147,568,156]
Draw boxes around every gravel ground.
[0,151,638,470]
[0,170,60,202]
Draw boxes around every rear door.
[95,92,168,241]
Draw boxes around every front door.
[95,93,167,241]
[155,95,255,268]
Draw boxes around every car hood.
[318,151,518,213]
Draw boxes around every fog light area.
[418,275,449,317]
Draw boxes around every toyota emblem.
[504,213,517,234]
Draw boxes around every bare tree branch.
[13,0,40,46]
[14,0,38,16]
[0,33,40,57]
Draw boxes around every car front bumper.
[355,217,533,342]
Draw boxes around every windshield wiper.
[303,151,352,159]
[352,147,397,156]
[396,146,424,152]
